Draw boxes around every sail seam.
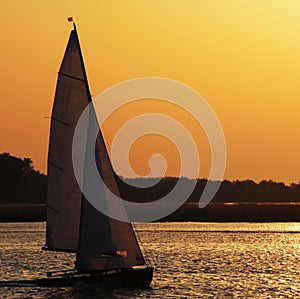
[59,71,85,82]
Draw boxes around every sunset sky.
[1,1,299,184]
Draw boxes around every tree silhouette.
[1,152,299,205]
[0,153,46,203]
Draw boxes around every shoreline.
[1,202,300,222]
[0,204,46,222]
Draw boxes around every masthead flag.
[67,17,73,22]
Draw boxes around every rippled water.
[1,222,300,298]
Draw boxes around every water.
[1,222,300,298]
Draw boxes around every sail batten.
[59,71,85,82]
[51,116,69,126]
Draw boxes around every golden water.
[1,222,300,298]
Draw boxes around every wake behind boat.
[31,20,153,288]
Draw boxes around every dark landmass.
[118,177,300,203]
[0,153,47,204]
[2,202,300,223]
[0,204,45,222]
[1,152,300,222]
[162,202,300,222]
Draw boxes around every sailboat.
[37,22,154,287]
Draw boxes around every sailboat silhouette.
[38,21,154,288]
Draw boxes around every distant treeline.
[0,153,47,204]
[1,152,300,204]
[118,177,300,203]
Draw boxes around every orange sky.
[1,1,299,184]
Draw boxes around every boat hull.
[36,266,154,288]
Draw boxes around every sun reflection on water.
[1,222,300,298]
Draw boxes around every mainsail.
[46,24,145,271]
[46,29,88,251]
